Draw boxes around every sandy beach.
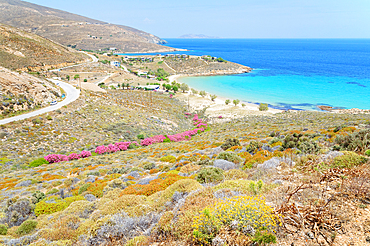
[169,74,282,119]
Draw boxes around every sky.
[26,0,370,39]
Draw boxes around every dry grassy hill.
[0,0,175,53]
[0,23,87,71]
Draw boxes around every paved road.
[0,80,80,125]
[50,52,98,72]
[0,52,97,125]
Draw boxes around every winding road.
[0,80,80,125]
[0,51,96,125]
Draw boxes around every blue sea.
[122,39,370,110]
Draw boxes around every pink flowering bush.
[68,153,80,161]
[44,154,68,164]
[115,142,131,151]
[80,151,92,158]
[108,144,120,153]
[196,123,208,128]
[141,135,167,146]
[42,113,208,164]
[218,115,223,119]
[95,145,109,155]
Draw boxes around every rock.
[214,159,237,170]
[15,180,32,187]
[125,171,141,179]
[84,194,96,202]
[137,176,158,185]
[257,157,281,170]
[211,147,223,156]
[85,175,96,183]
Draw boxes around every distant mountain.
[178,34,221,39]
[0,0,173,53]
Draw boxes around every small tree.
[241,103,246,107]
[199,91,206,97]
[233,99,240,106]
[173,86,178,93]
[165,84,172,91]
[162,83,166,90]
[225,99,230,105]
[180,83,189,93]
[210,94,217,101]
[259,103,268,111]
[126,83,130,89]
[117,83,121,89]
[191,88,198,95]
[66,75,70,81]
[74,74,80,80]
[83,79,87,82]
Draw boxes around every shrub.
[246,140,263,153]
[335,129,370,153]
[196,167,224,184]
[280,134,320,154]
[124,236,149,246]
[31,191,45,204]
[220,138,241,151]
[0,224,7,235]
[137,134,145,139]
[233,99,240,106]
[365,150,370,156]
[259,103,268,111]
[16,220,37,236]
[217,151,243,164]
[160,155,176,163]
[78,183,92,194]
[192,196,279,244]
[331,151,367,169]
[29,157,49,167]
[252,230,277,245]
[223,169,248,180]
[34,196,85,216]
[225,99,230,105]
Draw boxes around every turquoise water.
[121,39,370,110]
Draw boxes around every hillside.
[0,0,175,53]
[0,86,369,245]
[0,23,87,71]
[0,65,61,118]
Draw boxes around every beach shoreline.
[169,74,283,119]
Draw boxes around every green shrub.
[217,151,243,164]
[252,231,277,245]
[365,150,370,156]
[32,118,42,124]
[192,196,279,244]
[259,103,268,111]
[280,134,320,154]
[46,115,52,120]
[46,188,59,195]
[225,99,230,105]
[137,134,145,139]
[220,138,240,150]
[35,196,85,216]
[246,140,263,153]
[0,224,7,235]
[332,151,367,169]
[29,157,49,167]
[160,155,176,163]
[196,167,224,184]
[196,159,212,166]
[16,220,37,236]
[143,162,155,170]
[335,129,370,153]
[78,183,92,194]
[31,191,45,204]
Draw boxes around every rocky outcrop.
[0,66,61,116]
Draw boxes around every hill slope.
[0,0,174,52]
[0,23,87,70]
